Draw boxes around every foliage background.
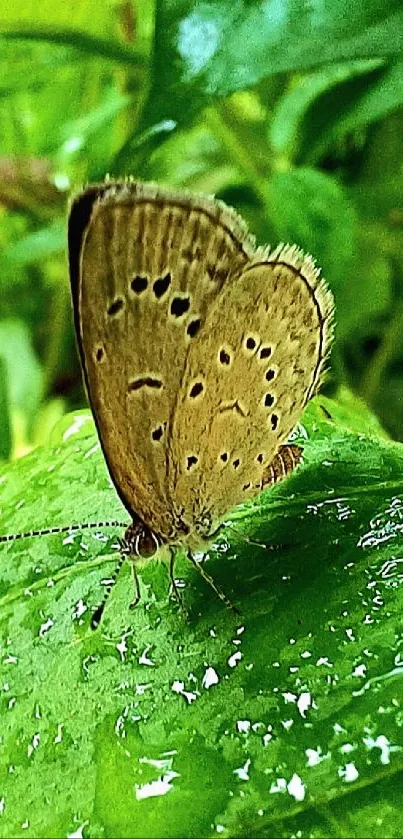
[0,0,402,456]
[0,1,403,838]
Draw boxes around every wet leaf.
[1,397,403,837]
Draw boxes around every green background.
[0,2,403,837]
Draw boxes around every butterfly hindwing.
[170,246,333,535]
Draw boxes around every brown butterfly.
[1,181,334,624]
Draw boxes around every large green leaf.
[3,1,403,136]
[128,0,403,165]
[1,398,403,838]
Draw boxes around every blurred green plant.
[1,2,403,837]
[0,0,402,453]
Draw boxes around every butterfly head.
[171,508,223,551]
[123,520,161,560]
[122,510,221,561]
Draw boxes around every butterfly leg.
[168,547,188,614]
[129,561,141,610]
[91,547,127,629]
[187,551,240,614]
[91,534,142,627]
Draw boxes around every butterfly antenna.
[0,520,128,544]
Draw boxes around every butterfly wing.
[169,245,334,540]
[68,181,256,540]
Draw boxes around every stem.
[360,300,403,405]
[42,279,71,397]
[204,105,269,206]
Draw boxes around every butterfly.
[67,180,333,617]
[0,180,334,624]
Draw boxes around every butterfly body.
[68,180,334,557]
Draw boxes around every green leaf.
[6,2,401,136]
[265,168,355,296]
[0,220,65,268]
[269,59,381,160]
[295,61,403,165]
[335,222,393,340]
[148,0,403,113]
[309,386,389,439]
[1,398,403,837]
[59,87,131,149]
[0,27,143,66]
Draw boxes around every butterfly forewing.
[69,181,334,548]
[68,182,257,541]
